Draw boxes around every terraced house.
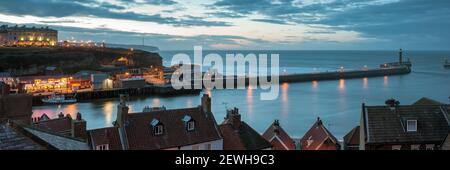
[360,98,450,150]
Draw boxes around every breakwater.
[200,66,411,87]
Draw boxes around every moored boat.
[42,93,77,105]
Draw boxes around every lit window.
[411,145,420,150]
[187,121,195,131]
[406,120,417,132]
[426,144,434,150]
[392,145,402,150]
[96,144,109,150]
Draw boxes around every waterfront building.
[360,97,450,150]
[91,73,113,90]
[0,25,57,46]
[343,126,360,150]
[262,120,296,150]
[18,75,91,94]
[219,107,273,150]
[300,117,341,150]
[88,94,223,150]
[115,77,146,89]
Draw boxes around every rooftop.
[124,107,222,150]
[219,108,272,150]
[363,98,450,145]
[300,117,340,150]
[262,120,296,150]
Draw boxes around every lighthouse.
[399,48,403,64]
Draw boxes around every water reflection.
[186,99,193,108]
[281,83,289,117]
[312,80,318,91]
[103,101,114,126]
[363,77,368,89]
[152,98,161,107]
[339,79,346,93]
[65,104,78,118]
[247,84,254,118]
[384,76,389,86]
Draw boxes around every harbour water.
[32,50,450,139]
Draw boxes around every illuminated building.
[19,76,91,94]
[0,25,58,47]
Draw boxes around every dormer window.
[154,125,164,135]
[406,120,417,132]
[151,119,164,136]
[187,121,195,131]
[182,115,195,132]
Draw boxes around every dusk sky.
[1,0,449,50]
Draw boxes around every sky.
[0,0,449,50]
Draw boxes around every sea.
[32,50,450,139]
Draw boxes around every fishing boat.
[42,93,77,105]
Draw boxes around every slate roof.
[88,126,123,150]
[220,121,272,150]
[23,127,90,150]
[124,107,222,150]
[363,103,450,144]
[300,117,340,150]
[412,97,443,106]
[344,126,360,146]
[262,120,296,150]
[0,122,45,150]
[32,116,73,136]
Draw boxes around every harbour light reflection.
[281,82,289,117]
[102,101,114,125]
[384,76,389,86]
[247,84,254,118]
[339,79,346,93]
[363,77,368,89]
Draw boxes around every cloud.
[0,0,230,27]
[212,0,450,49]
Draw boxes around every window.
[154,125,164,135]
[411,145,420,150]
[392,145,402,150]
[187,121,195,131]
[406,120,417,132]
[205,143,212,150]
[425,144,434,150]
[96,144,109,150]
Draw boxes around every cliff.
[0,47,162,75]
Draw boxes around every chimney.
[72,112,87,140]
[201,94,211,114]
[116,94,129,127]
[316,117,323,126]
[273,119,280,134]
[385,98,400,110]
[58,112,64,118]
[226,107,241,130]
